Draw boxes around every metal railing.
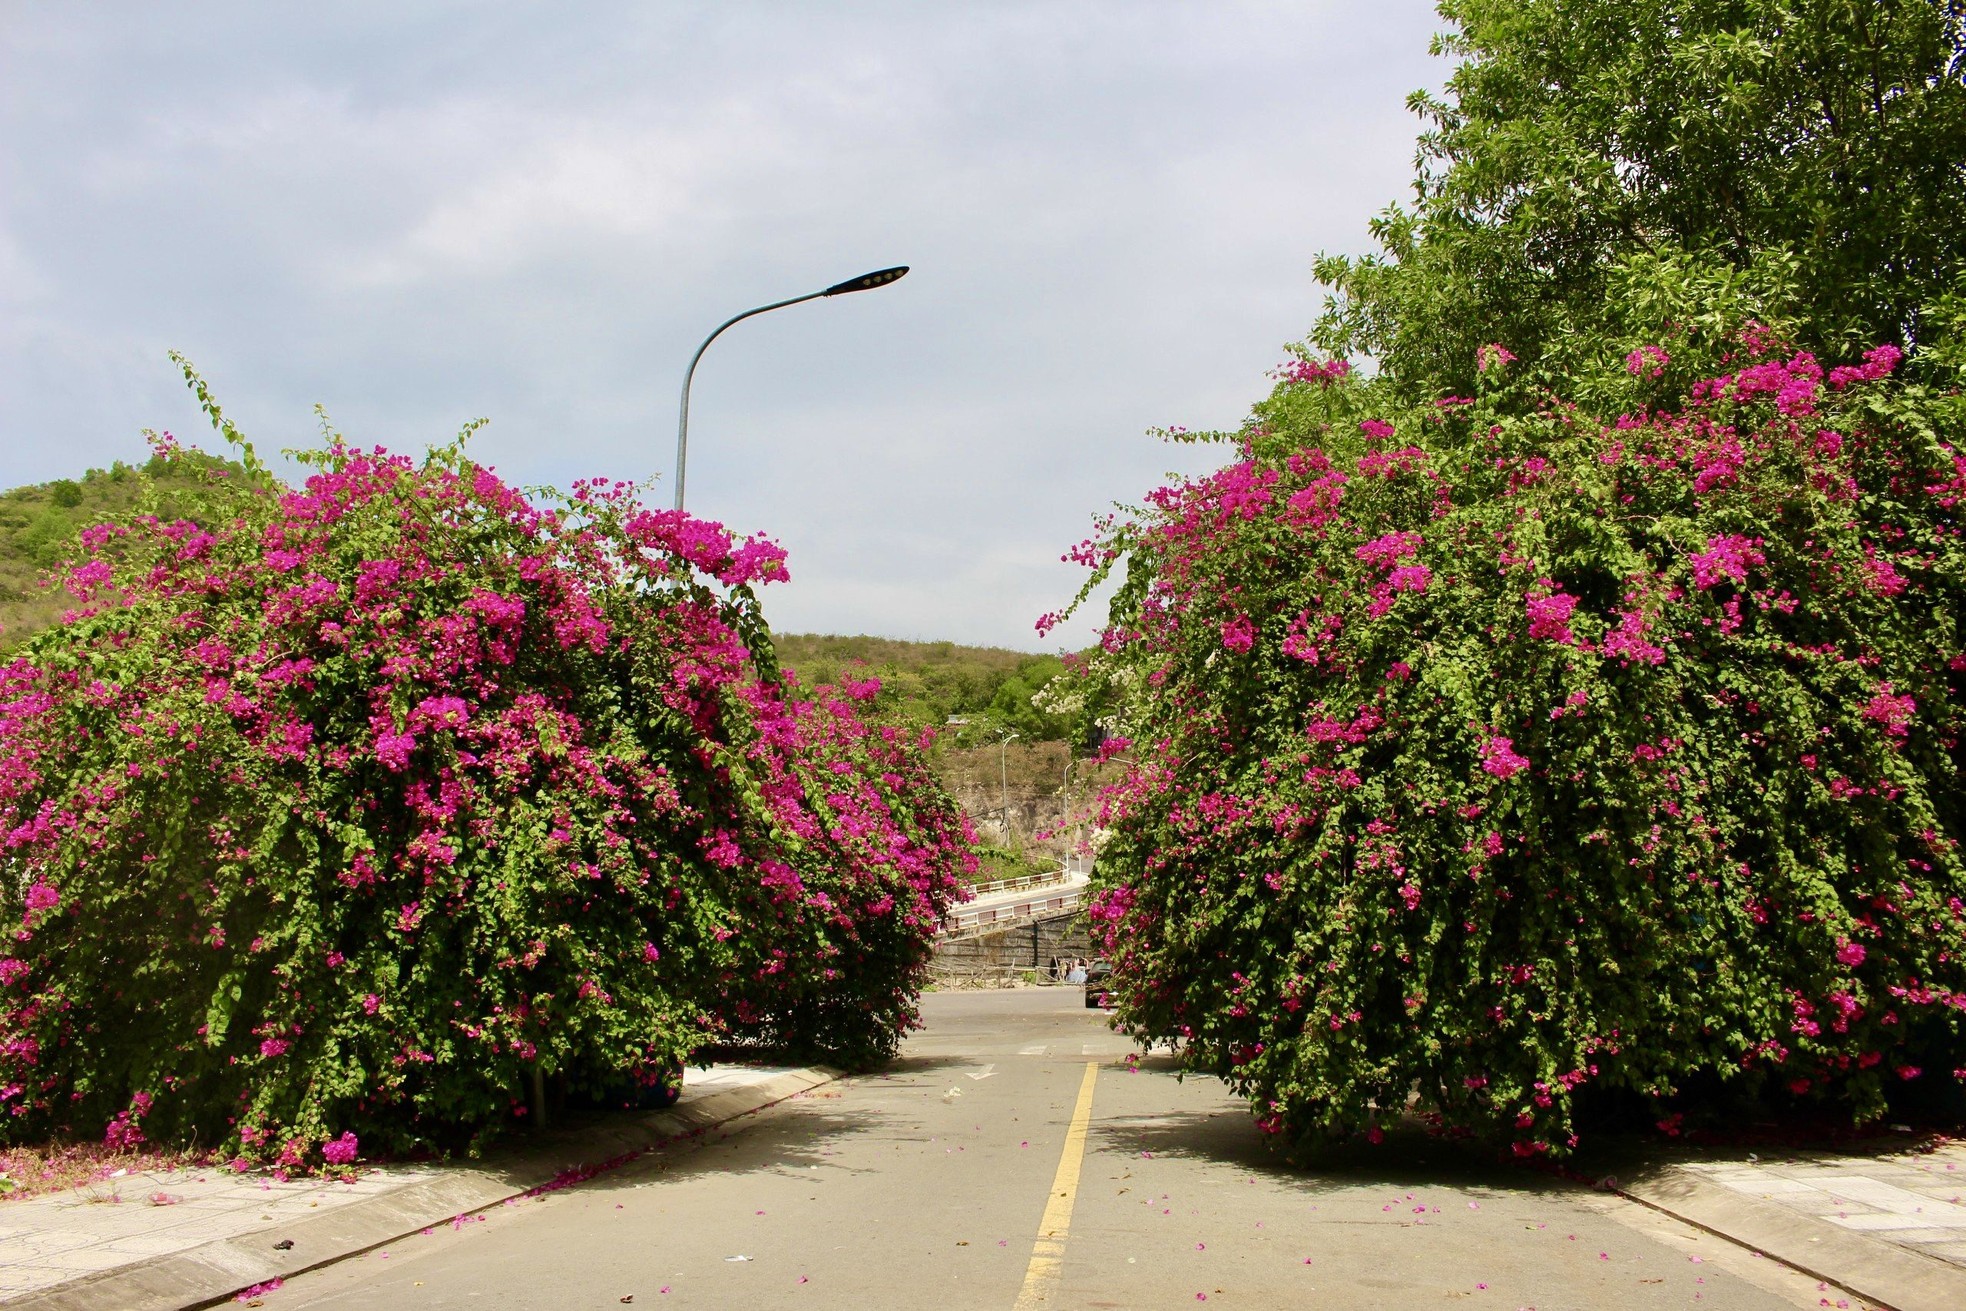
[941,885,1086,936]
[965,865,1070,899]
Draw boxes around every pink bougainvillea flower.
[1687,535,1765,590]
[1626,344,1669,379]
[1479,737,1529,779]
[1280,357,1351,386]
[1863,686,1915,738]
[0,380,970,1168]
[1525,590,1578,643]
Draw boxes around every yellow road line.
[1013,1061,1100,1310]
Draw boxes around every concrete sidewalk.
[0,1064,834,1311]
[1607,1137,1966,1311]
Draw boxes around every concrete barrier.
[942,887,1085,935]
[931,907,1093,983]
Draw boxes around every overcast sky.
[2,0,1445,650]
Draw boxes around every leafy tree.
[1313,0,1966,398]
[1062,331,1965,1153]
[1044,0,1966,1156]
[0,381,970,1165]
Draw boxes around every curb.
[1614,1163,1966,1311]
[3,1067,837,1311]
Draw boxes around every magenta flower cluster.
[1047,327,1965,1154]
[0,396,972,1166]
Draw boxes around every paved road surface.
[274,991,1850,1309]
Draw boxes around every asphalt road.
[274,990,1847,1310]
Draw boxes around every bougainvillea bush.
[1058,328,1965,1155]
[0,380,969,1167]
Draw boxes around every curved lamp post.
[673,265,909,511]
[997,727,1020,839]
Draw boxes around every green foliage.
[0,454,250,652]
[1067,333,1966,1153]
[0,402,970,1165]
[772,633,1079,741]
[1313,0,1966,399]
[973,842,1055,884]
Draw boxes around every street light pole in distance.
[673,265,909,512]
[997,728,1020,845]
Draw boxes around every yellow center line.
[1013,1061,1100,1310]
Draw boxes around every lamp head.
[823,265,909,296]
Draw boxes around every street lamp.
[997,728,1020,842]
[672,265,909,511]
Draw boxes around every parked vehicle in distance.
[1084,959,1113,1009]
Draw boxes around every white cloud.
[0,0,1447,646]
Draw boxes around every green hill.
[771,633,1078,743]
[0,453,246,651]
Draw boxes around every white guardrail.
[941,885,1087,935]
[965,868,1063,898]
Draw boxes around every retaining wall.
[931,910,1093,984]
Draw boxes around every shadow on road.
[1091,1096,1587,1202]
[533,1103,889,1199]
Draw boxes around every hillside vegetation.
[0,469,1086,751]
[0,466,1096,858]
[772,632,1078,743]
[0,453,249,650]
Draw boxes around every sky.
[1,0,1446,651]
